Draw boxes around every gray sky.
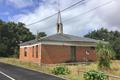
[10,0,120,36]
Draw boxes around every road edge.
[0,62,67,80]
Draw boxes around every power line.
[26,0,85,26]
[43,0,113,26]
[36,0,113,33]
[61,0,85,12]
[26,0,113,26]
[63,0,113,23]
[46,0,114,31]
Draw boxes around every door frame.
[70,46,76,62]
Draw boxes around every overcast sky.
[0,0,120,36]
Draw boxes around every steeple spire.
[56,0,63,34]
[57,10,63,34]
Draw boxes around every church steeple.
[57,10,63,34]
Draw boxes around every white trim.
[41,41,97,47]
[41,41,96,47]
[20,41,96,48]
[20,43,41,48]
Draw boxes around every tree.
[85,28,110,41]
[84,28,120,59]
[96,42,115,70]
[0,20,35,57]
[37,32,47,39]
[16,22,35,42]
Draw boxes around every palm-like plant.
[96,42,115,70]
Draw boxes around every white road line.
[0,71,15,80]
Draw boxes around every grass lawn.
[0,57,120,80]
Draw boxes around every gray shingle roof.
[19,39,38,46]
[20,33,98,46]
[41,33,97,42]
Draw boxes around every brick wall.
[41,45,96,64]
[41,44,71,64]
[19,45,41,64]
[19,44,97,64]
[76,47,97,61]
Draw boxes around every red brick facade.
[19,44,97,64]
[76,47,96,62]
[20,45,41,64]
[41,44,71,64]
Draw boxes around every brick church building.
[19,11,98,64]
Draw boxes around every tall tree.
[84,28,120,59]
[0,20,35,57]
[85,28,110,41]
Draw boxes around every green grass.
[0,57,120,80]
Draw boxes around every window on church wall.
[36,45,38,58]
[24,47,28,57]
[32,46,34,57]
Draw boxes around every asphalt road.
[0,72,11,80]
[0,62,65,80]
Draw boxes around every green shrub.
[96,42,115,70]
[83,70,108,80]
[52,66,70,75]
